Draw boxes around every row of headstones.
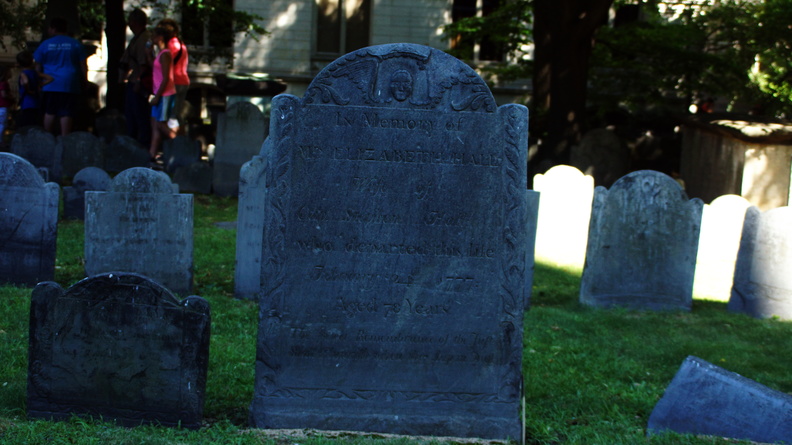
[533,165,792,319]
[8,100,267,196]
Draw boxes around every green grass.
[1,195,790,444]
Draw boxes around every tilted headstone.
[173,161,213,194]
[62,167,112,220]
[0,153,59,286]
[729,206,792,320]
[11,126,62,182]
[212,101,266,197]
[27,272,210,428]
[693,195,751,302]
[84,168,194,294]
[248,43,530,441]
[648,356,792,443]
[104,135,150,174]
[58,131,105,179]
[163,135,202,174]
[234,152,267,300]
[532,165,594,271]
[580,170,703,311]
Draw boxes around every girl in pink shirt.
[148,25,177,160]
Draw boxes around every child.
[16,50,53,129]
[0,66,14,141]
[148,24,177,161]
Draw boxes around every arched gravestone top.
[110,167,175,193]
[304,43,497,112]
[27,272,210,428]
[72,166,111,191]
[251,43,528,441]
[580,169,703,311]
[0,152,46,188]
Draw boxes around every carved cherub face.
[389,70,413,102]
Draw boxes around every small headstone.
[0,153,59,286]
[84,168,194,294]
[693,195,751,302]
[248,43,531,441]
[58,131,105,179]
[212,101,266,197]
[648,356,792,443]
[580,170,703,311]
[94,108,127,144]
[532,165,594,270]
[729,205,792,319]
[163,135,202,174]
[570,128,630,188]
[234,152,267,300]
[104,135,150,174]
[173,161,213,194]
[62,167,112,220]
[27,272,210,428]
[11,127,62,182]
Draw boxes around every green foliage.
[1,197,790,444]
[0,0,45,50]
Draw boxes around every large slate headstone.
[532,165,594,270]
[693,194,751,302]
[62,167,112,220]
[212,101,266,197]
[648,356,792,443]
[0,153,59,286]
[58,131,105,179]
[729,205,792,319]
[27,272,210,428]
[163,135,202,174]
[234,152,267,300]
[580,170,703,311]
[84,168,194,294]
[104,135,150,174]
[11,126,62,181]
[249,43,530,441]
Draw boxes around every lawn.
[1,194,789,444]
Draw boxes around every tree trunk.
[104,0,126,110]
[531,0,613,174]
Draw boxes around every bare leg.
[59,116,73,136]
[149,117,160,159]
[43,113,56,134]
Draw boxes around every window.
[315,0,371,57]
[451,0,504,62]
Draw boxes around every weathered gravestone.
[693,195,751,302]
[212,101,266,197]
[234,152,267,300]
[729,205,792,320]
[173,161,213,195]
[104,135,150,174]
[58,131,105,179]
[532,165,594,271]
[249,43,530,441]
[62,167,112,220]
[163,135,202,174]
[580,170,703,311]
[570,128,630,188]
[27,272,210,428]
[647,356,792,443]
[84,168,194,294]
[11,126,62,181]
[0,153,59,286]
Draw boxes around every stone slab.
[11,127,62,182]
[213,101,266,197]
[58,131,105,179]
[62,166,111,220]
[27,272,210,428]
[234,153,267,300]
[104,135,150,174]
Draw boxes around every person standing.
[157,18,189,134]
[34,17,88,136]
[148,24,177,161]
[16,50,53,129]
[119,8,152,147]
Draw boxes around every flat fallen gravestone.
[27,272,210,428]
[249,43,530,441]
[84,168,193,294]
[0,153,59,286]
[648,356,792,443]
[213,101,266,197]
[580,170,703,311]
[62,166,112,220]
[729,205,792,319]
